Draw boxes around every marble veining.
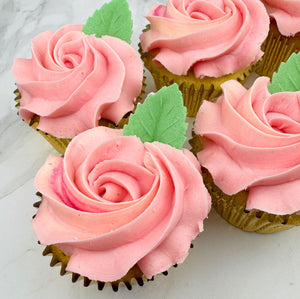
[1,1,300,298]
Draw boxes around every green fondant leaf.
[268,52,300,94]
[82,0,132,44]
[123,84,188,149]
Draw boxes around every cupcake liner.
[189,130,203,156]
[43,245,149,292]
[255,19,300,78]
[203,169,300,234]
[139,27,255,117]
[41,244,149,291]
[189,135,300,233]
[14,77,146,154]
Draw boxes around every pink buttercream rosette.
[140,0,269,78]
[194,77,300,232]
[12,25,143,139]
[32,126,211,283]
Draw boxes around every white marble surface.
[1,0,300,298]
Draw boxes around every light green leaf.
[268,52,300,94]
[82,0,132,44]
[123,84,188,149]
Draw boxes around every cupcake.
[32,84,211,290]
[192,53,300,233]
[139,0,269,117]
[12,0,144,154]
[255,0,300,78]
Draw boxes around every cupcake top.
[194,53,300,215]
[12,0,143,138]
[140,0,269,78]
[261,0,300,36]
[32,84,211,282]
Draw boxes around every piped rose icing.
[12,25,143,138]
[140,0,269,78]
[195,77,300,215]
[32,126,211,281]
[261,0,300,36]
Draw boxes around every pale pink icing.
[12,25,143,138]
[195,77,300,215]
[140,0,269,78]
[261,0,300,36]
[32,126,211,281]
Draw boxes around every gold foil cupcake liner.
[14,77,146,155]
[189,135,300,233]
[41,244,149,291]
[189,130,203,156]
[255,20,300,78]
[203,169,300,234]
[33,195,186,291]
[139,27,254,117]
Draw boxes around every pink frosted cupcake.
[13,0,144,154]
[256,0,300,77]
[193,53,300,233]
[139,0,269,116]
[32,84,211,290]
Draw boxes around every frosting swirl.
[261,0,300,36]
[140,0,269,78]
[32,126,211,281]
[195,77,300,215]
[12,25,143,138]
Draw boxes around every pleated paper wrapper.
[255,19,300,78]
